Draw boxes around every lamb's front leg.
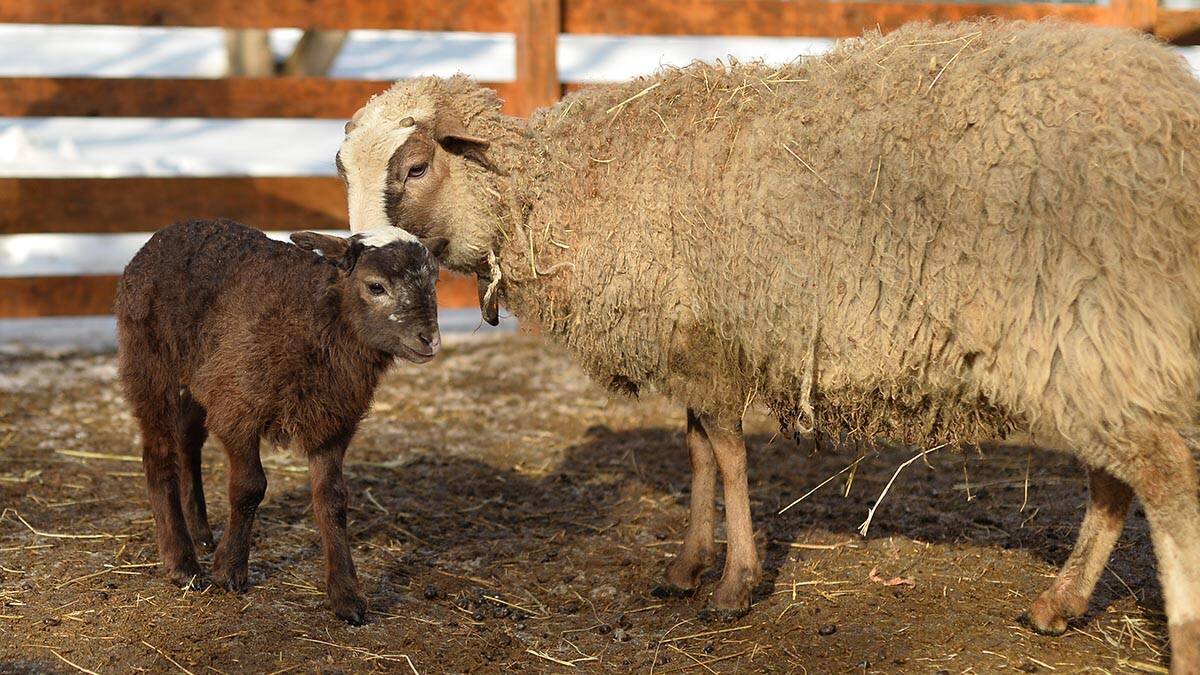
[656,408,717,596]
[705,414,761,618]
[307,437,367,625]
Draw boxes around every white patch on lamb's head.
[355,227,419,249]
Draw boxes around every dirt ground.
[0,334,1178,673]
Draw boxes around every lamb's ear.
[291,232,361,270]
[434,111,490,160]
[419,236,450,261]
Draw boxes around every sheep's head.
[291,229,448,363]
[337,77,507,325]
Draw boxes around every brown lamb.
[337,20,1200,670]
[115,218,445,624]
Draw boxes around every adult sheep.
[337,19,1200,668]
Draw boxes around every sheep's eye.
[367,283,386,296]
[408,163,428,179]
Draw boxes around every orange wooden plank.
[0,275,121,318]
[0,177,346,235]
[0,77,522,118]
[0,272,478,318]
[0,0,515,31]
[562,0,1113,37]
[514,0,562,116]
[1158,9,1200,45]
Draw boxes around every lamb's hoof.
[192,530,215,552]
[165,559,203,589]
[652,583,697,599]
[212,564,249,594]
[332,594,368,626]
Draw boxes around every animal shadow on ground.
[254,425,1160,628]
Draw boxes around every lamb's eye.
[408,163,428,179]
[367,283,386,296]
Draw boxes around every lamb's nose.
[418,331,441,354]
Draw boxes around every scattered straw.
[142,640,194,675]
[1118,659,1169,674]
[858,443,949,536]
[5,509,130,540]
[659,624,753,644]
[525,648,594,668]
[927,31,982,92]
[56,449,140,463]
[48,650,99,675]
[605,82,662,114]
[783,143,839,197]
[778,453,874,514]
[295,637,419,673]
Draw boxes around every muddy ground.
[0,334,1178,673]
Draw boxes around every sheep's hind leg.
[308,435,367,625]
[706,414,761,619]
[1124,427,1200,675]
[211,432,266,593]
[178,396,214,551]
[140,417,202,587]
[655,408,718,597]
[1026,466,1132,635]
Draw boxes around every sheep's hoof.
[1022,590,1085,637]
[1169,620,1200,675]
[698,606,749,624]
[709,578,753,619]
[332,594,368,626]
[1019,610,1068,637]
[651,583,697,599]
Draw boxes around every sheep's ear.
[344,107,366,135]
[291,232,360,270]
[419,236,450,260]
[434,111,490,160]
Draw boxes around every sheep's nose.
[418,331,441,354]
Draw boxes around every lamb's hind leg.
[656,408,718,596]
[1124,427,1200,674]
[1027,466,1132,635]
[178,396,214,551]
[211,431,266,593]
[140,416,201,587]
[706,414,761,618]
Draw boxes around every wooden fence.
[1,0,1197,317]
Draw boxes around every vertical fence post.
[1111,0,1157,32]
[515,0,561,117]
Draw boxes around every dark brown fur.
[115,219,442,624]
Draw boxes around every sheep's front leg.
[706,414,761,618]
[656,408,717,596]
[308,437,367,625]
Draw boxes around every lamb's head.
[291,229,448,363]
[338,76,510,324]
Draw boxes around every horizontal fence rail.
[1,0,1197,318]
[0,272,480,318]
